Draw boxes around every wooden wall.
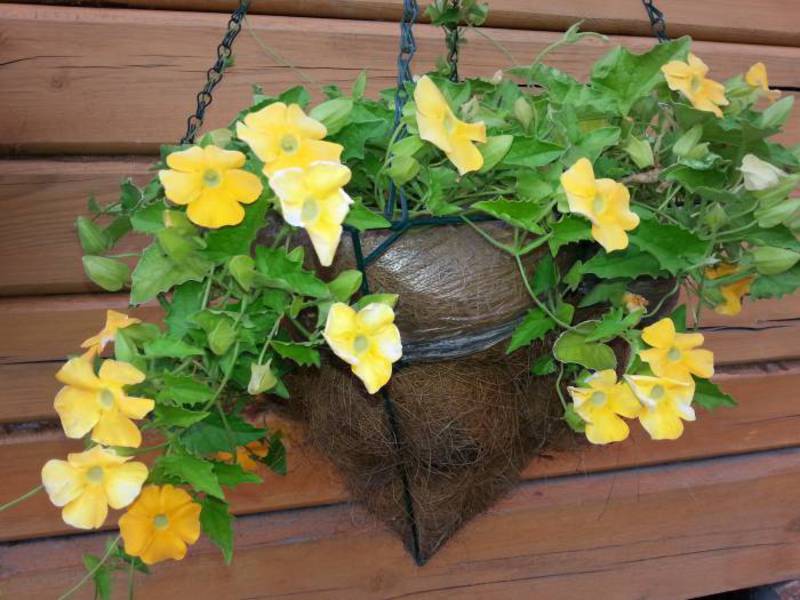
[2,2,800,598]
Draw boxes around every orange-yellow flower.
[622,292,649,313]
[216,441,268,473]
[705,263,754,316]
[41,446,148,530]
[119,484,201,565]
[324,302,402,394]
[745,62,781,103]
[81,310,141,357]
[638,317,714,384]
[53,357,154,448]
[560,158,639,252]
[159,145,263,229]
[268,161,353,266]
[235,102,343,176]
[567,369,641,445]
[414,76,487,175]
[661,53,729,117]
[625,375,695,440]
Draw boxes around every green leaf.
[554,322,617,370]
[265,431,287,476]
[309,97,353,136]
[327,270,363,302]
[471,199,548,234]
[530,354,557,376]
[76,217,110,255]
[204,196,269,262]
[154,405,210,428]
[578,280,627,307]
[589,37,691,115]
[130,243,211,305]
[165,280,204,338]
[501,137,564,169]
[144,337,204,359]
[271,341,321,367]
[193,312,237,356]
[82,256,130,292]
[353,293,398,311]
[83,554,112,600]
[254,247,330,298]
[200,496,234,564]
[387,155,420,186]
[158,374,214,406]
[548,216,592,254]
[693,378,736,410]
[157,454,224,499]
[213,462,262,487]
[623,136,654,168]
[584,307,641,342]
[582,247,665,279]
[563,404,586,433]
[629,220,710,275]
[130,203,167,234]
[751,264,800,299]
[344,203,391,231]
[506,308,556,354]
[478,135,513,173]
[181,413,265,455]
[745,226,800,252]
[351,70,368,99]
[757,95,794,129]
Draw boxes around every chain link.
[445,0,461,82]
[641,0,670,43]
[180,0,250,145]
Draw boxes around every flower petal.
[117,395,155,420]
[236,121,278,164]
[186,195,245,229]
[585,413,630,445]
[373,324,402,363]
[286,103,327,139]
[159,170,202,206]
[684,349,715,379]
[203,145,246,170]
[446,137,484,175]
[42,460,84,507]
[168,501,202,544]
[120,511,155,557]
[641,318,676,349]
[305,162,352,197]
[104,462,149,509]
[306,223,343,267]
[356,303,396,334]
[99,360,146,386]
[166,146,206,172]
[561,158,597,217]
[222,169,263,205]
[591,223,629,252]
[56,357,100,389]
[141,531,188,564]
[639,406,685,441]
[54,386,101,439]
[324,303,358,364]
[352,356,392,394]
[92,410,142,448]
[62,486,108,529]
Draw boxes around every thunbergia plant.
[3,11,800,595]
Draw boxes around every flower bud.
[387,155,420,186]
[622,292,649,313]
[162,209,196,235]
[76,216,110,255]
[741,154,786,191]
[82,256,130,291]
[228,255,256,291]
[514,97,534,130]
[309,98,353,136]
[157,229,196,262]
[248,360,277,395]
[207,128,233,148]
[623,137,654,169]
[673,125,703,158]
[755,197,800,228]
[703,203,728,232]
[752,246,800,275]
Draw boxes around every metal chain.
[445,0,461,82]
[641,0,670,43]
[180,0,250,145]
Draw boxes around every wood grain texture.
[27,0,800,47]
[1,4,799,154]
[4,447,800,599]
[3,367,800,541]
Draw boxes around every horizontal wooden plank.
[3,368,800,541]
[2,4,799,154]
[37,0,800,47]
[4,446,800,598]
[3,152,800,297]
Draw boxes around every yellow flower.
[745,62,781,103]
[625,375,695,440]
[268,161,353,266]
[215,441,268,473]
[323,302,402,394]
[560,158,640,252]
[622,292,649,313]
[159,145,263,229]
[705,263,754,316]
[53,357,154,448]
[41,446,148,530]
[414,75,487,175]
[235,102,343,176]
[119,484,201,565]
[639,317,714,384]
[81,310,141,357]
[661,53,729,117]
[567,369,641,445]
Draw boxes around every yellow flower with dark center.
[323,302,402,394]
[53,357,154,448]
[567,369,641,445]
[414,75,487,175]
[625,375,695,440]
[560,158,640,252]
[745,62,781,102]
[705,263,754,316]
[638,317,714,384]
[215,441,268,473]
[268,161,353,266]
[41,446,148,530]
[661,53,729,117]
[81,310,141,358]
[119,484,201,565]
[158,145,263,229]
[235,102,343,176]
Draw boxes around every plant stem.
[514,254,575,331]
[0,484,43,512]
[555,363,568,410]
[460,216,516,253]
[258,315,284,363]
[58,534,121,600]
[127,559,136,600]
